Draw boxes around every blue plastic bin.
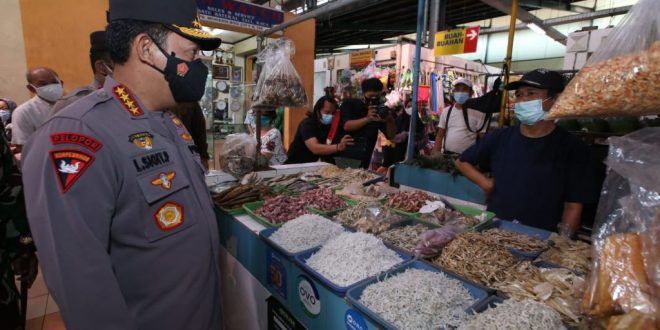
[346,260,492,330]
[294,246,412,297]
[480,220,552,259]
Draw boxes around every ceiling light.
[211,28,224,36]
[526,23,547,35]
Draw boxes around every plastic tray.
[242,201,284,228]
[479,220,552,259]
[259,226,335,258]
[390,204,496,231]
[346,260,492,330]
[219,205,247,216]
[293,246,412,297]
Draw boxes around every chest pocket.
[137,165,196,242]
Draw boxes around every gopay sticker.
[345,309,368,330]
[297,275,321,318]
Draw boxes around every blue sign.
[267,249,287,299]
[196,0,284,31]
[345,309,368,330]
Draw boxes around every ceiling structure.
[252,0,589,53]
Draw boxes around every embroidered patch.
[49,149,95,193]
[171,116,183,127]
[151,172,176,190]
[154,202,184,231]
[129,132,154,150]
[132,150,171,173]
[112,85,144,117]
[180,132,193,141]
[176,63,189,77]
[50,133,103,152]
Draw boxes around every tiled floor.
[21,267,66,330]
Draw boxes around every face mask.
[515,97,551,125]
[33,82,63,103]
[0,110,10,124]
[149,40,208,103]
[321,113,333,125]
[453,92,469,105]
[259,117,271,127]
[404,107,412,115]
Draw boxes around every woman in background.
[253,111,287,165]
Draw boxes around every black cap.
[505,69,565,92]
[108,0,221,51]
[90,31,107,54]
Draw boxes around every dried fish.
[255,195,308,224]
[334,202,369,227]
[420,208,481,228]
[537,233,592,274]
[212,184,271,210]
[318,165,379,186]
[435,232,519,287]
[457,299,566,330]
[377,224,428,253]
[482,228,548,253]
[306,232,403,287]
[269,214,344,253]
[385,190,435,213]
[299,188,346,211]
[359,268,473,329]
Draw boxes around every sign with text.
[350,49,374,67]
[433,26,480,56]
[196,0,284,31]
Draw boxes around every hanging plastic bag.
[581,128,659,328]
[218,133,256,178]
[547,0,660,119]
[252,38,308,108]
[362,59,378,79]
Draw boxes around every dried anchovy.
[334,202,369,227]
[378,224,428,253]
[493,262,586,326]
[482,228,548,253]
[537,233,592,274]
[435,232,518,287]
[306,232,403,287]
[457,299,566,330]
[385,190,434,213]
[359,269,473,329]
[269,214,344,253]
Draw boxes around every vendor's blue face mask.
[321,113,334,125]
[515,97,551,125]
[453,92,470,105]
[260,117,271,127]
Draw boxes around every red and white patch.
[50,133,103,152]
[154,202,184,231]
[176,63,189,77]
[49,149,95,193]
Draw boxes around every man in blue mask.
[433,78,486,155]
[455,69,597,237]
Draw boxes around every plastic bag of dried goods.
[413,225,462,259]
[252,38,308,108]
[581,128,659,326]
[219,133,256,178]
[547,0,660,119]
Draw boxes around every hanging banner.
[196,0,284,31]
[350,49,373,67]
[433,26,480,56]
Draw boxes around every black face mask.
[149,40,209,103]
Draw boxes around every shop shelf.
[345,260,492,330]
[293,246,412,297]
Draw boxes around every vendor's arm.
[305,134,354,156]
[433,128,446,154]
[455,132,498,202]
[455,159,494,200]
[21,117,137,329]
[559,202,582,237]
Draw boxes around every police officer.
[21,0,222,329]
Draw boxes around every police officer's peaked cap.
[108,0,221,51]
[90,31,108,54]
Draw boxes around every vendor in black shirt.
[285,96,354,164]
[339,78,396,168]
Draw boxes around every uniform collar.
[104,76,148,119]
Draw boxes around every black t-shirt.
[459,125,597,232]
[338,98,385,168]
[285,117,333,164]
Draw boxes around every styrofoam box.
[575,52,589,70]
[588,28,612,53]
[567,31,589,52]
[563,52,577,71]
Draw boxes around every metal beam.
[517,0,594,13]
[428,0,441,48]
[480,0,567,45]
[319,23,415,32]
[480,6,632,34]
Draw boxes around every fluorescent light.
[211,28,224,36]
[527,23,547,35]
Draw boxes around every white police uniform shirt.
[21,77,221,330]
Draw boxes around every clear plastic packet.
[547,0,660,119]
[252,38,308,108]
[413,225,462,259]
[353,202,408,234]
[581,128,659,325]
[218,133,256,178]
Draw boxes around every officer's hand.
[337,135,354,152]
[12,253,39,288]
[366,107,380,122]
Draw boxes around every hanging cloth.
[430,72,438,114]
